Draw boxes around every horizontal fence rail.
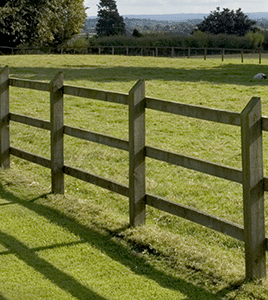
[145,97,241,126]
[1,66,267,279]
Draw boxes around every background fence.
[0,45,266,63]
[1,66,268,280]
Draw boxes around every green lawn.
[0,54,268,299]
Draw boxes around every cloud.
[85,0,268,16]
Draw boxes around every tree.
[0,0,87,47]
[132,28,142,37]
[96,0,126,36]
[196,7,256,36]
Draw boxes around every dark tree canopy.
[0,0,87,47]
[96,0,126,36]
[196,7,256,36]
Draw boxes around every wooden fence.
[0,45,266,63]
[1,66,268,280]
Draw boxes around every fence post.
[241,97,266,280]
[204,48,207,60]
[50,72,64,194]
[241,51,244,63]
[259,51,262,64]
[171,47,175,58]
[222,49,224,61]
[129,80,146,227]
[156,47,158,57]
[0,66,10,169]
[188,48,190,59]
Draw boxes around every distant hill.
[122,12,268,22]
[84,12,268,36]
[122,13,208,22]
[87,12,268,22]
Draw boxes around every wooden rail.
[1,66,267,279]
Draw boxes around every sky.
[84,0,267,17]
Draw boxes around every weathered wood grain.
[64,165,129,197]
[145,97,241,126]
[129,80,146,227]
[64,125,129,151]
[10,147,51,168]
[10,113,50,130]
[146,194,244,241]
[0,66,10,169]
[241,97,266,279]
[64,85,129,105]
[146,146,242,183]
[50,72,64,194]
[9,78,50,92]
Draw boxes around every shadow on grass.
[0,293,8,300]
[0,184,231,300]
[0,231,107,300]
[8,63,268,87]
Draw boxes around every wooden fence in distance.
[0,45,266,63]
[0,66,267,280]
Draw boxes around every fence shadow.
[0,230,107,300]
[8,63,268,87]
[0,182,226,300]
[0,293,8,300]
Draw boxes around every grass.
[0,53,268,299]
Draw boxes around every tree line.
[0,1,267,50]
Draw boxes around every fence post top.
[241,97,261,116]
[0,66,9,75]
[128,79,145,95]
[50,71,63,92]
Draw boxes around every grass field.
[0,53,268,299]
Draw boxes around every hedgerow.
[87,32,261,49]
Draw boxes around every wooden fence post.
[259,52,262,64]
[50,72,64,194]
[129,80,146,227]
[222,50,224,61]
[188,48,190,59]
[171,47,175,58]
[241,51,244,63]
[204,48,207,60]
[241,97,266,280]
[0,66,10,169]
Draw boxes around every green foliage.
[132,28,142,37]
[261,30,268,50]
[96,0,126,37]
[0,0,87,47]
[88,32,254,49]
[245,31,265,49]
[196,7,256,36]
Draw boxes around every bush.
[246,31,265,49]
